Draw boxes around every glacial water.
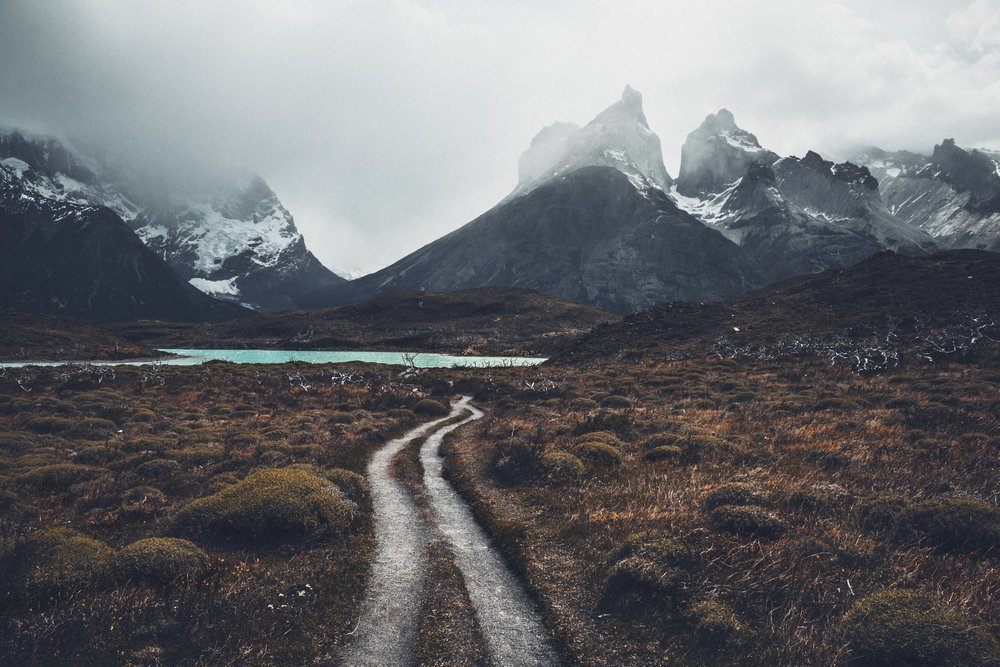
[0,348,546,369]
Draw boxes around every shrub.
[117,537,209,586]
[4,527,112,598]
[644,445,684,462]
[325,468,367,501]
[574,431,624,448]
[600,395,633,409]
[858,496,907,533]
[570,397,598,410]
[136,458,181,479]
[0,431,32,453]
[640,433,678,450]
[493,438,543,483]
[688,600,747,649]
[123,435,170,453]
[787,483,851,513]
[894,497,1000,552]
[539,451,585,484]
[840,589,998,666]
[25,416,74,433]
[17,464,101,492]
[703,483,768,511]
[328,411,355,424]
[75,417,118,438]
[172,467,354,543]
[413,399,449,417]
[710,505,787,539]
[573,441,622,468]
[601,531,694,613]
[130,409,157,422]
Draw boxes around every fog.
[1,0,998,275]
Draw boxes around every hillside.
[111,287,616,356]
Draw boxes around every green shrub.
[573,441,622,468]
[710,505,787,539]
[25,416,74,433]
[17,464,101,492]
[4,527,112,598]
[858,496,907,533]
[539,451,585,484]
[599,395,633,409]
[688,600,747,649]
[325,468,367,501]
[130,409,157,422]
[570,397,598,410]
[75,417,118,438]
[172,467,354,543]
[123,435,170,453]
[413,399,449,417]
[894,497,1000,552]
[136,458,181,479]
[640,433,678,450]
[574,430,624,448]
[601,531,694,613]
[117,537,209,586]
[840,589,998,666]
[703,483,768,511]
[644,445,684,462]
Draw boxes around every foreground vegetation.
[445,351,999,664]
[0,361,445,664]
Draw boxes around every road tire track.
[420,396,561,667]
[339,405,464,667]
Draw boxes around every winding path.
[421,397,560,667]
[341,396,560,666]
[339,406,459,666]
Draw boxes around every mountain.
[676,109,779,197]
[671,111,936,283]
[854,140,1000,250]
[511,86,672,198]
[558,249,1000,363]
[130,176,344,311]
[0,153,248,323]
[0,131,343,312]
[312,164,762,314]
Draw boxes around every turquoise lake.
[0,349,547,368]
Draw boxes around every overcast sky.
[1,0,998,275]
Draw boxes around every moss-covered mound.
[540,451,585,484]
[117,537,209,586]
[688,600,747,649]
[601,530,695,612]
[172,467,354,543]
[413,399,449,417]
[840,589,998,666]
[709,505,787,539]
[702,482,768,511]
[3,527,112,598]
[572,441,622,468]
[894,497,1000,552]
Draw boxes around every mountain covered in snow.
[0,131,343,313]
[670,111,937,283]
[0,136,248,323]
[853,140,1000,251]
[511,86,672,198]
[311,89,761,314]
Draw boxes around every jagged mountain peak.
[512,85,671,198]
[676,108,778,197]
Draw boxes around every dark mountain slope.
[310,167,763,315]
[559,250,1000,362]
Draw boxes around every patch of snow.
[668,183,730,224]
[189,276,240,297]
[0,157,30,176]
[719,130,763,153]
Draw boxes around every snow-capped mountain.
[676,109,778,197]
[0,131,343,313]
[130,176,344,312]
[854,140,1000,251]
[0,138,248,323]
[310,90,761,314]
[510,85,672,198]
[670,112,936,283]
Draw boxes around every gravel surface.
[338,408,459,666]
[421,397,561,666]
